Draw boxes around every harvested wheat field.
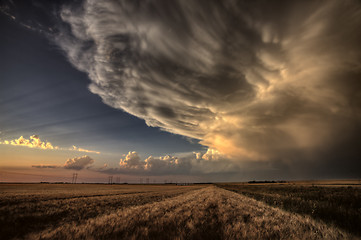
[1,184,357,240]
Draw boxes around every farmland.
[1,182,359,239]
[0,184,204,239]
[217,182,361,237]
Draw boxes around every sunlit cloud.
[0,135,58,150]
[0,135,100,154]
[64,155,94,170]
[56,0,361,168]
[119,151,144,170]
[70,145,100,154]
[99,150,238,176]
[31,156,95,171]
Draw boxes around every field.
[1,182,360,239]
[217,181,361,237]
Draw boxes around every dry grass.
[217,183,361,237]
[0,184,203,239]
[26,186,353,240]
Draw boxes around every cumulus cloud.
[64,155,94,170]
[99,150,237,176]
[31,156,96,171]
[0,135,100,154]
[117,151,192,174]
[56,0,361,175]
[119,151,144,170]
[0,135,58,150]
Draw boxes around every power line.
[72,173,78,184]
[108,176,113,184]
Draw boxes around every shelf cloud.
[55,0,361,176]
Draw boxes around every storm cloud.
[56,0,361,177]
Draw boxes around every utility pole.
[108,176,113,184]
[72,173,78,184]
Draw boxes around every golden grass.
[27,186,353,240]
[218,182,361,237]
[0,184,204,239]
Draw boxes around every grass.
[0,183,358,239]
[217,183,361,237]
[27,186,351,239]
[0,184,203,239]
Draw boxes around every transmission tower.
[72,173,78,184]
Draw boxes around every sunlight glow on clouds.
[56,0,361,168]
[0,135,58,150]
[100,150,237,176]
[118,151,192,174]
[1,135,100,154]
[70,145,100,154]
[31,155,95,171]
[64,155,94,170]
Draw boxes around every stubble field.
[1,182,359,239]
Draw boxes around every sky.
[0,0,360,183]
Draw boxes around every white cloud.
[0,135,100,154]
[70,145,100,154]
[99,150,238,176]
[119,151,143,170]
[0,135,58,150]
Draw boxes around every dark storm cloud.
[55,0,361,177]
